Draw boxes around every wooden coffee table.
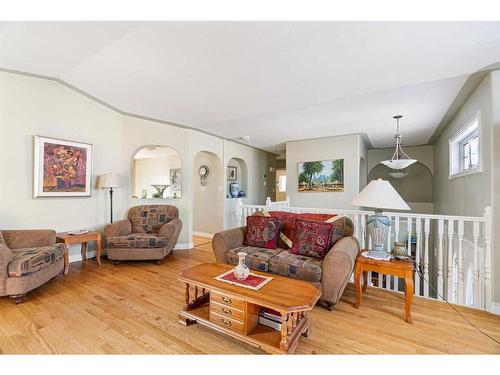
[178,263,321,354]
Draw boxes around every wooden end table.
[179,263,321,354]
[354,251,415,323]
[56,231,103,273]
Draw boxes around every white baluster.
[457,220,465,305]
[423,218,430,298]
[447,220,454,302]
[265,197,271,206]
[484,207,492,312]
[437,219,444,300]
[354,214,360,245]
[407,217,412,256]
[473,221,480,308]
[415,218,421,296]
[236,198,243,227]
[386,215,392,290]
[360,214,367,250]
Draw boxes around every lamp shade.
[98,173,120,188]
[350,178,410,211]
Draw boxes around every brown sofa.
[104,205,182,264]
[0,229,66,303]
[212,212,359,310]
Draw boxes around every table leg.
[63,245,69,275]
[96,236,102,266]
[362,271,368,292]
[404,270,414,323]
[81,242,87,261]
[354,264,362,308]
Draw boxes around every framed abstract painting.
[33,135,93,197]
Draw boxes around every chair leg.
[10,294,26,304]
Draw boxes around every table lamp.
[350,178,410,259]
[98,173,120,223]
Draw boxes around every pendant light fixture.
[381,115,417,170]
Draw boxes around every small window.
[449,115,481,179]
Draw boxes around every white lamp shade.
[98,173,120,188]
[350,178,410,211]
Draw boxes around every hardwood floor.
[0,236,499,354]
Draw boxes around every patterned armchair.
[0,229,66,304]
[104,205,182,264]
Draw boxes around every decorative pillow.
[290,218,334,259]
[245,216,282,249]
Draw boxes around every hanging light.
[381,115,417,170]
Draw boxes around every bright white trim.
[491,302,500,315]
[174,242,193,250]
[193,231,214,239]
[449,111,481,179]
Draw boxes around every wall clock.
[198,165,209,186]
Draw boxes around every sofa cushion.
[8,243,65,277]
[268,250,323,282]
[253,211,346,249]
[244,216,282,249]
[107,234,167,249]
[290,218,334,259]
[128,205,179,234]
[226,246,284,272]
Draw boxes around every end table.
[354,251,415,323]
[56,231,103,273]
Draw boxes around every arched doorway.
[193,151,223,238]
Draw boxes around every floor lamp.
[98,173,120,223]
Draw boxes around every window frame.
[458,131,479,171]
[448,112,482,180]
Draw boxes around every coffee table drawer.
[210,301,245,321]
[211,291,246,310]
[210,311,246,333]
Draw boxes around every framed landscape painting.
[297,159,344,192]
[34,135,93,197]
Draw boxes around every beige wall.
[286,134,366,209]
[432,71,498,304]
[0,71,124,261]
[193,151,223,236]
[0,71,274,257]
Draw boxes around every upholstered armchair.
[104,205,182,264]
[0,229,66,304]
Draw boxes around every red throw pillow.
[245,216,282,249]
[290,218,334,259]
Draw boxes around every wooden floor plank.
[0,236,498,354]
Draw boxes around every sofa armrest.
[1,230,56,249]
[320,236,360,305]
[0,244,14,295]
[158,218,182,252]
[104,219,132,238]
[212,226,246,263]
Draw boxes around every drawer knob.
[222,296,232,304]
[222,308,232,315]
[221,318,232,326]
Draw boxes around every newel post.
[484,207,492,312]
[236,198,243,227]
[265,197,272,206]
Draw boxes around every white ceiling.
[1,21,500,151]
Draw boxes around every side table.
[56,231,103,273]
[354,251,415,323]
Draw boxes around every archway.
[368,161,433,213]
[193,151,223,237]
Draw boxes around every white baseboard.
[490,302,500,315]
[69,250,97,263]
[193,231,214,239]
[174,242,193,250]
